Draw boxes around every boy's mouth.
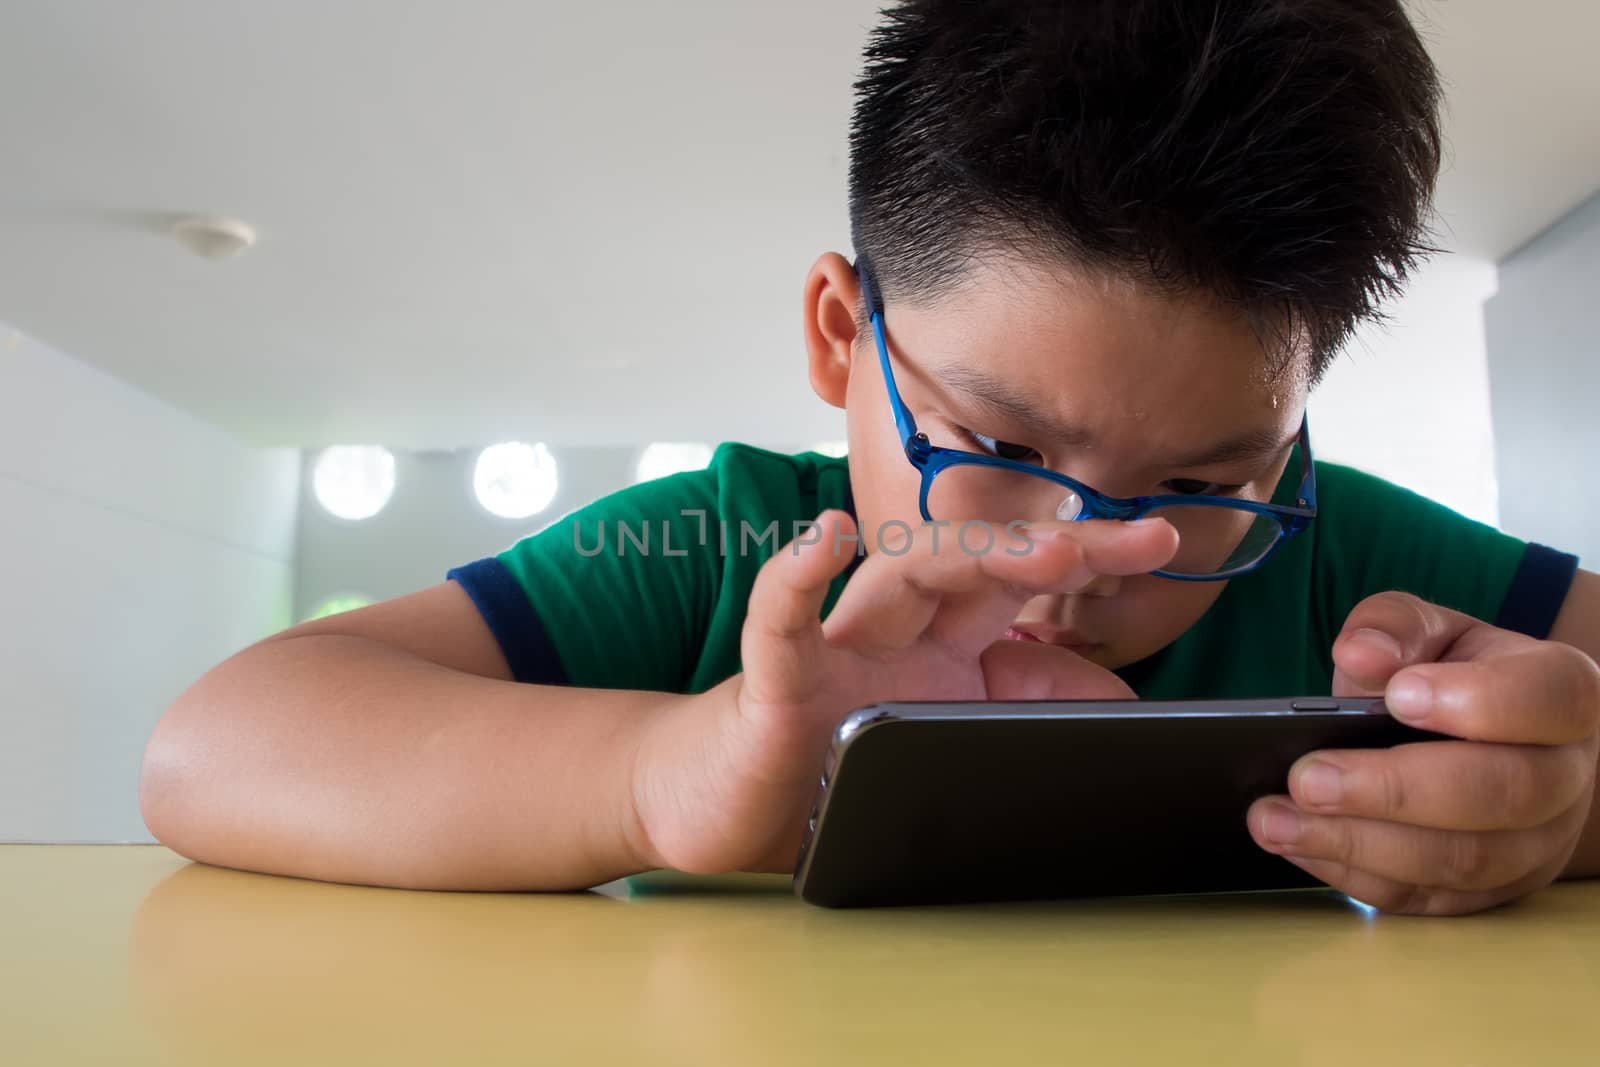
[1003,625,1100,657]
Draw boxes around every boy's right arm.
[143,512,1177,890]
[140,580,682,891]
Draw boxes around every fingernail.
[1260,803,1301,847]
[1350,627,1403,662]
[1387,671,1433,724]
[1297,761,1343,808]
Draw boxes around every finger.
[746,510,859,640]
[822,517,1177,656]
[978,638,1135,701]
[1270,855,1523,916]
[1380,645,1600,745]
[1330,629,1403,697]
[1330,590,1573,698]
[741,511,859,706]
[1247,796,1579,892]
[1287,740,1594,831]
[1016,517,1181,582]
[1331,592,1479,695]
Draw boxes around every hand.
[1247,591,1600,914]
[632,510,1179,875]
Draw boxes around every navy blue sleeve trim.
[446,557,570,686]
[1494,543,1580,640]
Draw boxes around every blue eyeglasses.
[856,258,1317,581]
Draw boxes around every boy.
[143,0,1600,915]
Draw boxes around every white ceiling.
[1,1,1597,449]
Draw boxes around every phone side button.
[1290,699,1341,712]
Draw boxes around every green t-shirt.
[447,442,1579,699]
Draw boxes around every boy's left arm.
[1247,568,1600,915]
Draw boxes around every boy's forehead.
[890,257,1308,418]
[927,358,1296,469]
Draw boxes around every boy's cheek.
[1090,578,1226,670]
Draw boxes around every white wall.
[1309,252,1501,526]
[294,446,639,621]
[1483,191,1600,566]
[0,323,300,842]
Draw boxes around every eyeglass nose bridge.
[1061,481,1142,523]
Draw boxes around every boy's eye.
[961,429,1248,496]
[968,431,1041,464]
[1165,478,1244,497]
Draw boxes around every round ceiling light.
[635,442,713,483]
[474,442,559,519]
[313,446,397,521]
[173,216,257,260]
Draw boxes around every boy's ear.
[803,252,863,410]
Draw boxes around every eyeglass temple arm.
[1295,414,1317,510]
[856,259,920,446]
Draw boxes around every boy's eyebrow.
[934,363,1292,469]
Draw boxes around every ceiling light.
[172,215,257,260]
[635,442,713,483]
[313,446,397,520]
[474,442,559,519]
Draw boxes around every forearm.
[140,634,671,891]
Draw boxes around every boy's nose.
[1072,572,1122,598]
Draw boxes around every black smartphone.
[793,697,1443,907]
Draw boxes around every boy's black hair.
[848,0,1443,380]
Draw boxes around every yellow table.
[5,846,1599,1066]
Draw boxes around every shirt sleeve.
[447,466,723,691]
[446,556,571,685]
[1495,543,1581,640]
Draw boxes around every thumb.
[979,638,1136,701]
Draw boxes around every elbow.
[139,705,211,860]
